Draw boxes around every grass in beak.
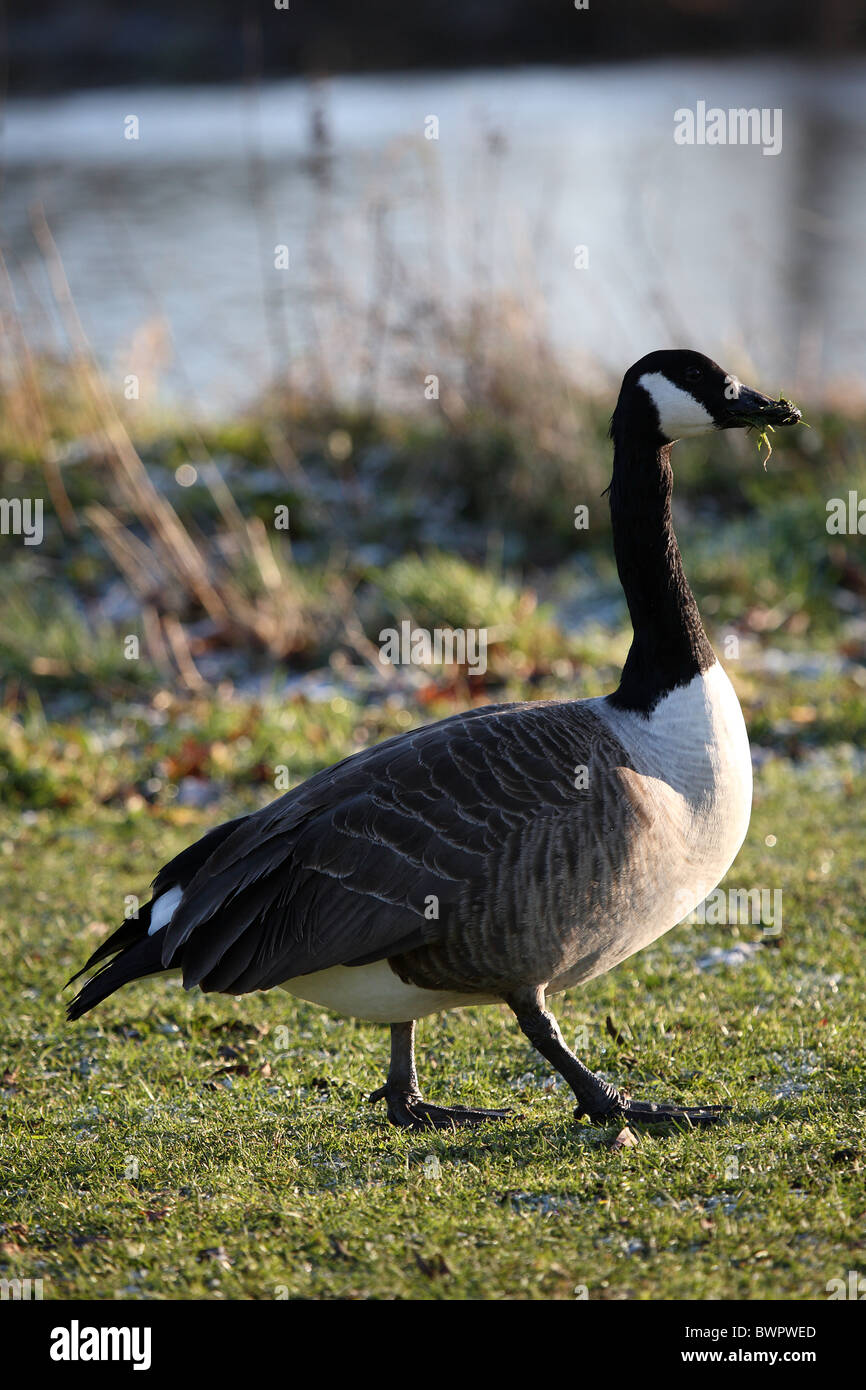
[747,395,808,469]
[752,423,775,469]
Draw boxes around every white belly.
[280,960,494,1024]
[550,660,753,988]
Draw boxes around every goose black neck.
[606,435,715,715]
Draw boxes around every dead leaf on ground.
[414,1250,451,1278]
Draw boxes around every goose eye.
[685,367,702,382]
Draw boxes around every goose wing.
[146,700,646,995]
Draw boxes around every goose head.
[612,349,801,447]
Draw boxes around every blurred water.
[2,59,864,415]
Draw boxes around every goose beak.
[723,385,801,430]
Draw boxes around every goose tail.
[66,813,250,1020]
[66,906,169,1020]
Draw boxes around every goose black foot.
[508,989,730,1132]
[372,1022,511,1131]
[369,1084,511,1131]
[576,1093,729,1128]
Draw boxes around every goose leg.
[369,1021,511,1131]
[507,988,727,1128]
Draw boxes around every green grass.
[1,750,863,1301]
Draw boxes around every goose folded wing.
[156,701,632,995]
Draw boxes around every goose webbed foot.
[369,1083,511,1131]
[577,1093,729,1128]
[372,1021,511,1131]
[508,988,731,1131]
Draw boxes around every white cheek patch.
[637,371,716,440]
[148,884,183,935]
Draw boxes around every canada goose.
[68,350,801,1130]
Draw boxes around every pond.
[3,59,865,414]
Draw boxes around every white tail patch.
[147,884,183,935]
